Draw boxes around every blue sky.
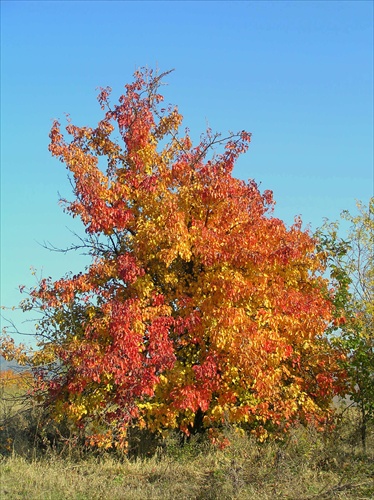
[1,1,373,345]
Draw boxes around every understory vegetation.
[1,377,373,500]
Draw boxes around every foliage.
[1,68,346,450]
[0,369,33,392]
[317,198,374,451]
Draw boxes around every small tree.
[1,69,346,450]
[317,198,374,452]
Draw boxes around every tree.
[317,199,374,452]
[1,69,346,450]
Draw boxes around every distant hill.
[0,356,22,372]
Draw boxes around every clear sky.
[1,1,373,345]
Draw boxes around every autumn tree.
[317,199,373,451]
[1,69,346,450]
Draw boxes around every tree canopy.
[318,198,373,451]
[1,69,346,450]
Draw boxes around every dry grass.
[0,384,373,499]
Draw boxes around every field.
[0,373,373,499]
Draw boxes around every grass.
[0,379,373,499]
[1,425,373,499]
